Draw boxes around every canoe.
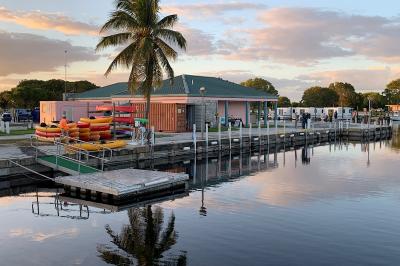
[89,135,101,141]
[89,123,110,127]
[96,105,135,112]
[36,136,57,142]
[97,130,112,135]
[79,132,90,138]
[35,130,61,138]
[77,121,90,128]
[80,117,113,124]
[70,140,126,151]
[35,126,61,133]
[67,122,77,128]
[69,132,79,138]
[100,134,112,140]
[114,117,134,123]
[78,128,90,133]
[68,127,79,133]
[90,125,111,131]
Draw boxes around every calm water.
[1,125,400,265]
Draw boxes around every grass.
[0,128,35,136]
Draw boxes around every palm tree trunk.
[145,95,151,121]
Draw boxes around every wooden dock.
[55,168,189,201]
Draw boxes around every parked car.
[15,109,32,122]
[1,112,12,122]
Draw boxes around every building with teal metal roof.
[75,74,277,100]
[73,74,278,128]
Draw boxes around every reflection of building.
[387,105,400,112]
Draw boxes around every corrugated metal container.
[134,103,187,132]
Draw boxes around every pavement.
[0,134,34,141]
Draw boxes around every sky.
[0,0,399,100]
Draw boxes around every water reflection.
[97,206,187,265]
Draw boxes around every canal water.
[0,125,399,265]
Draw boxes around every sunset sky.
[0,0,399,100]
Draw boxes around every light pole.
[200,87,206,139]
[64,50,68,94]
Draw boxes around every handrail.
[30,136,111,174]
[60,136,113,155]
[31,140,97,171]
[54,136,113,172]
[53,138,113,162]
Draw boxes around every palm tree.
[97,205,187,265]
[96,0,186,119]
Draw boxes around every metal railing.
[31,136,113,174]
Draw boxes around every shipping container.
[134,103,187,132]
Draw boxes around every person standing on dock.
[59,115,69,137]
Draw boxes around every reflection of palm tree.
[97,206,186,265]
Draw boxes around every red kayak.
[90,125,111,131]
[77,121,90,128]
[35,130,61,138]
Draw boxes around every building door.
[186,105,196,130]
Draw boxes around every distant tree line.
[241,77,400,110]
[0,79,98,109]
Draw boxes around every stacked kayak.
[77,121,91,141]
[79,117,113,141]
[35,126,61,141]
[35,122,78,141]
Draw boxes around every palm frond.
[100,10,139,33]
[155,37,177,60]
[155,44,174,81]
[96,32,132,51]
[157,14,178,29]
[104,40,139,76]
[156,29,187,50]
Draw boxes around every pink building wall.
[40,101,106,123]
[218,101,247,121]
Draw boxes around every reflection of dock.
[59,189,189,212]
[56,168,189,202]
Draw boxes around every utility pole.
[64,50,68,96]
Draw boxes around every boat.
[69,140,126,151]
[80,117,113,124]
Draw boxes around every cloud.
[176,25,217,56]
[298,67,400,91]
[162,2,266,19]
[0,6,99,35]
[9,228,79,242]
[222,7,400,64]
[0,31,100,76]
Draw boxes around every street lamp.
[200,87,206,139]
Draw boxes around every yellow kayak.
[80,117,113,124]
[69,140,126,151]
[35,126,61,133]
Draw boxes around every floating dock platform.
[55,168,189,202]
[58,189,189,212]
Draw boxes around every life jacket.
[59,118,69,130]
